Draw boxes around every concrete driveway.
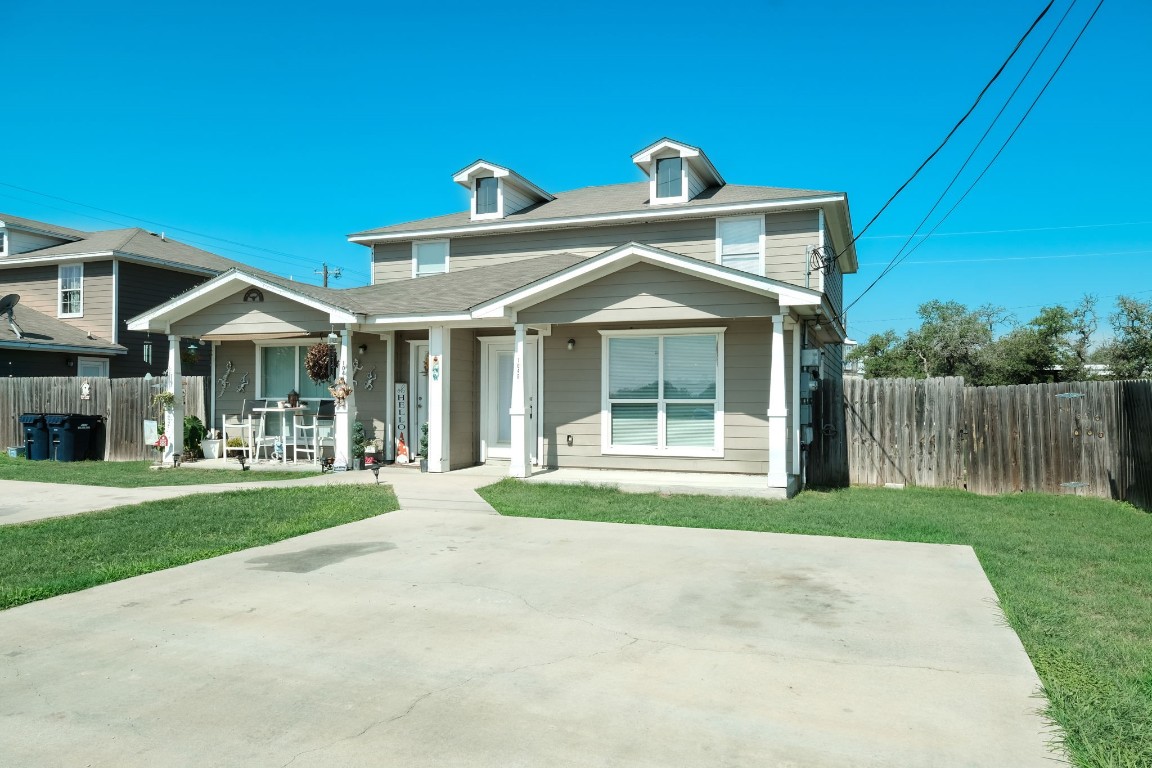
[0,474,1057,767]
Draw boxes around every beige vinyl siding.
[518,262,779,325]
[372,218,718,284]
[0,261,113,334]
[348,331,391,448]
[502,182,535,216]
[449,329,477,469]
[687,168,707,200]
[371,211,825,295]
[541,318,774,474]
[116,262,214,379]
[171,289,332,338]
[213,341,258,434]
[6,230,72,255]
[764,210,819,287]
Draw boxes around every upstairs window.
[58,264,83,317]
[0,229,6,257]
[656,157,683,199]
[716,215,764,275]
[412,239,449,277]
[476,177,499,215]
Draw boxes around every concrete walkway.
[0,467,1060,766]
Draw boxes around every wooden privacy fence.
[1,377,207,461]
[838,377,1152,510]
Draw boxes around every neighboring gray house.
[129,139,856,495]
[0,213,259,379]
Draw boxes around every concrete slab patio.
[0,471,1058,767]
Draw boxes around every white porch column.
[334,329,355,469]
[165,334,184,466]
[766,315,789,488]
[509,323,530,478]
[427,325,451,473]
[792,321,803,476]
[384,331,396,462]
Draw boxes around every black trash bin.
[85,415,106,461]
[51,414,93,462]
[19,413,49,461]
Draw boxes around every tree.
[1101,295,1152,378]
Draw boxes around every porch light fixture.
[187,341,198,354]
[326,331,339,346]
[567,338,575,351]
[358,344,368,354]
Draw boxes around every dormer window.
[453,160,555,222]
[476,177,499,216]
[656,158,683,199]
[633,138,725,206]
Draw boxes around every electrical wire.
[842,0,1105,318]
[834,0,1056,256]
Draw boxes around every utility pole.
[314,263,342,288]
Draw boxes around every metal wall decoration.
[243,288,264,303]
[218,360,235,396]
[236,371,249,393]
[351,357,363,389]
[364,366,377,391]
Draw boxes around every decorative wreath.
[305,342,336,383]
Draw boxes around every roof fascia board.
[472,245,820,319]
[126,272,358,331]
[349,195,846,243]
[0,250,220,277]
[0,220,85,242]
[0,341,126,355]
[364,314,491,329]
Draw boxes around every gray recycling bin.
[49,414,93,462]
[19,414,50,461]
[85,415,106,461]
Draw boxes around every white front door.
[410,342,429,455]
[481,338,538,463]
[76,357,109,377]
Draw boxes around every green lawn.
[0,485,398,610]
[0,454,312,486]
[478,481,1152,768]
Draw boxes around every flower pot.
[419,459,428,473]
[201,439,223,460]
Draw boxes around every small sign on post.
[395,383,409,464]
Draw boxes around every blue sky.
[2,0,1147,343]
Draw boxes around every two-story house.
[128,139,856,495]
[0,213,263,379]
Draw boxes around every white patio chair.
[245,399,278,461]
[221,402,254,463]
[292,402,320,464]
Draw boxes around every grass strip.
[0,484,398,610]
[478,480,1152,768]
[0,454,313,486]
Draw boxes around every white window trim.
[411,239,450,278]
[599,327,726,458]
[58,263,83,318]
[649,156,689,205]
[471,177,503,221]
[715,214,766,277]
[0,227,8,258]
[253,340,332,399]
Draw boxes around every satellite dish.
[1,294,24,339]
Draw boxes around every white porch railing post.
[428,325,451,473]
[384,331,396,462]
[766,315,789,489]
[334,329,355,468]
[509,323,529,478]
[165,334,184,466]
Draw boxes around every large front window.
[58,264,83,317]
[260,345,332,401]
[602,330,724,456]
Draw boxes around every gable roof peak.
[451,159,554,201]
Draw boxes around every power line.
[859,220,1152,240]
[858,248,1152,267]
[0,183,370,282]
[842,0,1105,318]
[834,0,1056,255]
[855,0,1080,301]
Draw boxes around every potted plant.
[305,343,336,383]
[201,428,223,460]
[184,415,207,460]
[351,421,367,470]
[419,422,429,472]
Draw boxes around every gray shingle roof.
[6,226,258,275]
[350,182,840,238]
[341,253,592,317]
[0,213,87,240]
[0,303,126,353]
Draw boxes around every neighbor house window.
[0,229,7,257]
[601,329,724,456]
[716,215,764,275]
[58,264,83,317]
[475,177,499,215]
[655,157,683,199]
[412,239,449,277]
